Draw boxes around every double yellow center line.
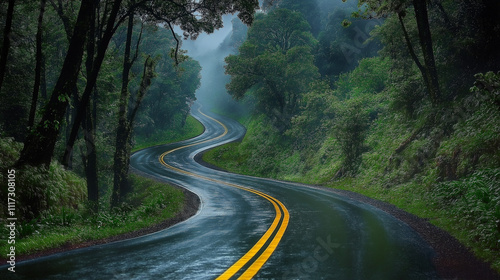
[158,108,289,279]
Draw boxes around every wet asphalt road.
[1,103,439,279]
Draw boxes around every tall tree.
[225,9,319,132]
[412,0,440,104]
[111,11,142,207]
[28,0,47,129]
[83,2,99,213]
[62,0,126,168]
[274,0,322,36]
[112,55,156,207]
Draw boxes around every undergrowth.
[0,174,184,258]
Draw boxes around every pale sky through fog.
[175,14,236,59]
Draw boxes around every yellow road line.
[158,108,289,279]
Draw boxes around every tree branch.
[166,20,181,65]
[398,11,426,75]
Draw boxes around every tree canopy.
[225,8,319,131]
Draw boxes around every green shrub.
[14,162,87,221]
[332,97,371,177]
[436,71,500,180]
[0,137,86,221]
[432,168,500,249]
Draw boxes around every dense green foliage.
[225,9,320,132]
[0,1,206,216]
[0,171,184,257]
[206,0,500,272]
[0,137,86,221]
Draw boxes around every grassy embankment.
[0,115,203,258]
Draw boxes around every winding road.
[3,103,440,279]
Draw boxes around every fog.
[175,15,251,118]
[173,0,360,117]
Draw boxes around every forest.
[0,0,499,275]
[0,0,256,259]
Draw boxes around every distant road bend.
[6,102,467,279]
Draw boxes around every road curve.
[2,103,439,279]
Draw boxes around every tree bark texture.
[83,6,99,213]
[62,0,124,168]
[413,0,441,104]
[16,0,94,168]
[111,13,135,208]
[112,22,155,208]
[112,56,156,207]
[83,103,99,213]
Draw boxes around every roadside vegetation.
[204,0,500,272]
[132,115,204,152]
[0,116,203,258]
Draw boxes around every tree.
[61,0,128,169]
[0,1,38,141]
[332,97,370,177]
[28,0,47,129]
[225,9,319,132]
[316,7,381,79]
[82,1,99,213]
[111,11,146,207]
[112,55,156,207]
[286,80,335,149]
[411,0,440,104]
[356,0,441,104]
[273,0,322,36]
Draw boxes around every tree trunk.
[398,12,428,85]
[0,0,15,92]
[83,102,99,213]
[112,56,156,208]
[62,0,124,167]
[28,0,46,129]
[51,0,73,42]
[16,0,94,168]
[111,13,135,208]
[40,54,48,101]
[413,0,441,104]
[84,5,99,213]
